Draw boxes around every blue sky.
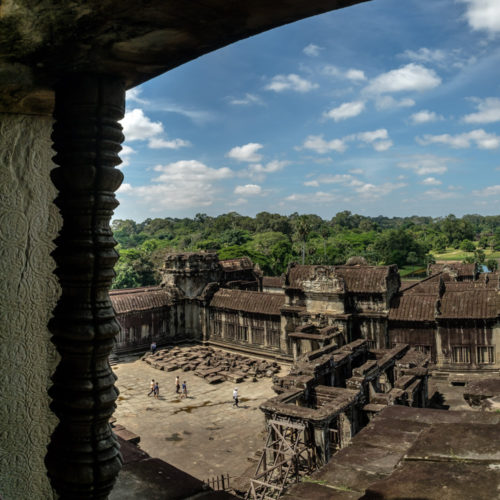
[115,0,500,222]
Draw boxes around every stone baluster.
[45,74,125,499]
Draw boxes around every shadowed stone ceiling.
[0,0,369,114]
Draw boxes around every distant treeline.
[111,211,500,289]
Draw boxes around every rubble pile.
[143,346,280,384]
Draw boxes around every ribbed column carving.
[46,74,125,499]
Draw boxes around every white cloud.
[249,160,287,174]
[421,177,442,186]
[302,135,347,154]
[417,129,500,149]
[323,65,342,77]
[472,185,500,196]
[304,180,319,187]
[303,44,323,57]
[373,140,393,152]
[320,174,361,186]
[398,155,451,175]
[285,191,336,203]
[121,108,190,149]
[375,96,415,110]
[349,168,364,175]
[119,145,136,168]
[365,63,441,94]
[123,160,233,209]
[244,160,288,181]
[356,129,393,151]
[117,182,133,193]
[357,129,388,143]
[354,182,406,199]
[228,93,264,106]
[228,197,248,206]
[463,97,500,124]
[121,108,163,141]
[227,143,264,162]
[126,88,149,105]
[324,101,365,121]
[423,189,459,200]
[234,184,262,195]
[265,74,318,93]
[323,65,366,82]
[345,69,367,81]
[160,103,214,125]
[410,110,443,124]
[459,0,500,35]
[302,129,392,154]
[148,137,191,149]
[401,48,447,64]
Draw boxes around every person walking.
[181,380,188,399]
[150,341,157,354]
[154,381,160,399]
[147,379,155,397]
[175,376,180,394]
[233,387,239,408]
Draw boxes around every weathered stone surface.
[143,345,280,384]
[0,113,61,500]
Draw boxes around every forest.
[111,211,500,289]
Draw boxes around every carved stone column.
[46,74,125,499]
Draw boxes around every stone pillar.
[338,410,352,448]
[45,74,125,499]
[0,113,62,499]
[313,425,328,466]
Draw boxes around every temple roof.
[286,264,396,293]
[389,294,437,322]
[390,274,500,321]
[439,289,500,319]
[110,287,172,314]
[210,288,284,316]
[220,257,254,272]
[428,262,477,279]
[262,276,284,288]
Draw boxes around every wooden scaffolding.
[245,418,316,500]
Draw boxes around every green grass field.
[431,248,500,261]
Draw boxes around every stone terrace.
[112,352,288,482]
[282,405,500,500]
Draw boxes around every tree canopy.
[110,212,499,289]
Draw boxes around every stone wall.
[0,114,61,499]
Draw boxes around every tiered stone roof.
[110,287,171,314]
[390,274,500,322]
[286,264,396,293]
[210,288,284,316]
[219,257,254,272]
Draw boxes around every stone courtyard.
[112,349,287,483]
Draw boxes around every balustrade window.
[451,345,471,363]
[267,328,280,347]
[213,320,222,337]
[226,323,235,340]
[253,327,264,345]
[237,325,248,342]
[477,345,495,364]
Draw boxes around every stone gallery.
[111,252,500,377]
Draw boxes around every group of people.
[148,376,188,398]
[175,376,188,398]
[147,379,160,398]
[147,376,240,407]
